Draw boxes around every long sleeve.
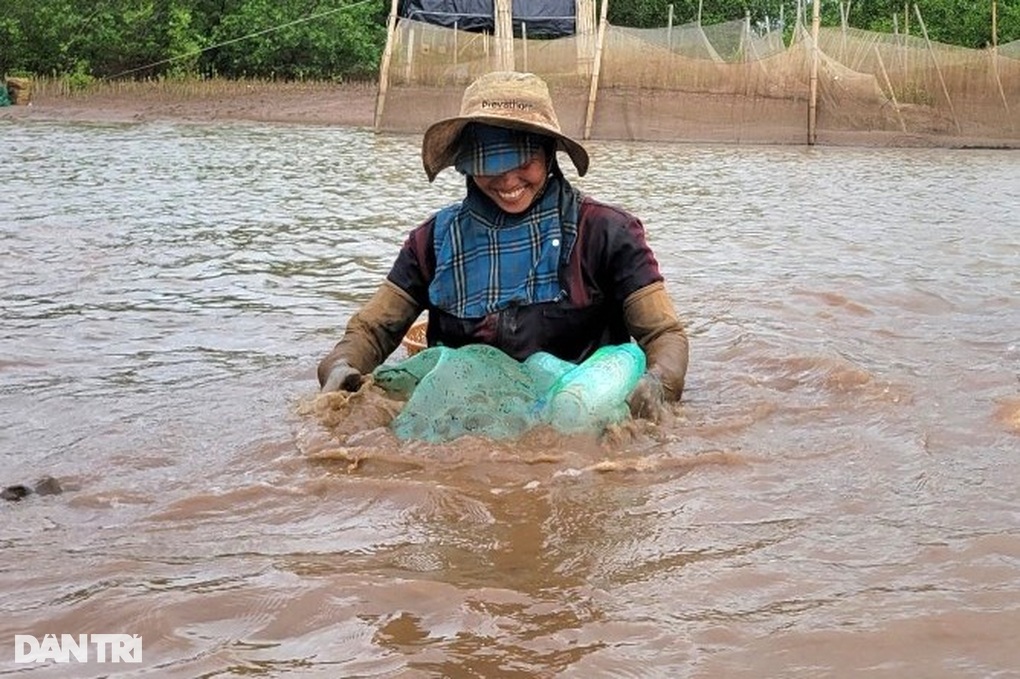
[317,280,421,386]
[623,281,689,401]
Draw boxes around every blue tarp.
[401,0,576,38]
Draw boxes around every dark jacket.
[387,194,664,363]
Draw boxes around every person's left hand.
[321,361,364,393]
[628,372,666,423]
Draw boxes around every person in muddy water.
[317,71,689,422]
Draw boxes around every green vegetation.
[1,0,1015,83]
[0,0,387,81]
[609,1,1019,49]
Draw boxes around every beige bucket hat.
[421,71,590,182]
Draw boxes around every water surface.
[1,120,1018,677]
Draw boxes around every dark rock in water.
[34,476,63,496]
[2,485,32,501]
[2,477,63,501]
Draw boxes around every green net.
[373,343,646,442]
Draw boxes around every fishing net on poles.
[378,8,1018,146]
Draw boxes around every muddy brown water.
[1,121,1018,678]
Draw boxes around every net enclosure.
[373,343,645,443]
[377,1,1019,148]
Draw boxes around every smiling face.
[470,148,549,214]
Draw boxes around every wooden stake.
[522,22,528,72]
[742,11,751,62]
[494,0,514,71]
[990,0,1010,127]
[403,27,416,82]
[992,0,998,49]
[667,4,674,51]
[576,0,595,76]
[990,47,1012,128]
[874,45,906,133]
[745,11,766,86]
[584,0,609,140]
[894,10,908,73]
[913,3,960,134]
[808,0,821,145]
[746,11,764,65]
[839,1,848,62]
[373,0,400,132]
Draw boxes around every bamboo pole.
[494,0,514,71]
[893,12,904,72]
[990,47,1012,128]
[913,3,960,134]
[373,0,400,132]
[454,21,459,70]
[808,0,821,145]
[403,27,416,82]
[746,12,764,68]
[742,11,750,62]
[522,22,528,72]
[576,0,595,76]
[697,0,703,27]
[992,0,998,49]
[667,4,674,51]
[844,1,852,61]
[839,2,848,63]
[874,45,907,133]
[990,0,1009,125]
[584,0,609,140]
[745,10,767,91]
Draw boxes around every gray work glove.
[321,361,364,393]
[627,372,666,423]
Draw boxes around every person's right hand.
[627,372,666,423]
[321,361,364,393]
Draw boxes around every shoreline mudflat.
[1,80,378,128]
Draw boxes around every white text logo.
[14,634,142,663]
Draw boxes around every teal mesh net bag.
[373,343,646,443]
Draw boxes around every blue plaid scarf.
[455,124,545,177]
[429,175,580,319]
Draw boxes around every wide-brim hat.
[421,71,590,182]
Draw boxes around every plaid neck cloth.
[455,124,545,176]
[429,175,580,319]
